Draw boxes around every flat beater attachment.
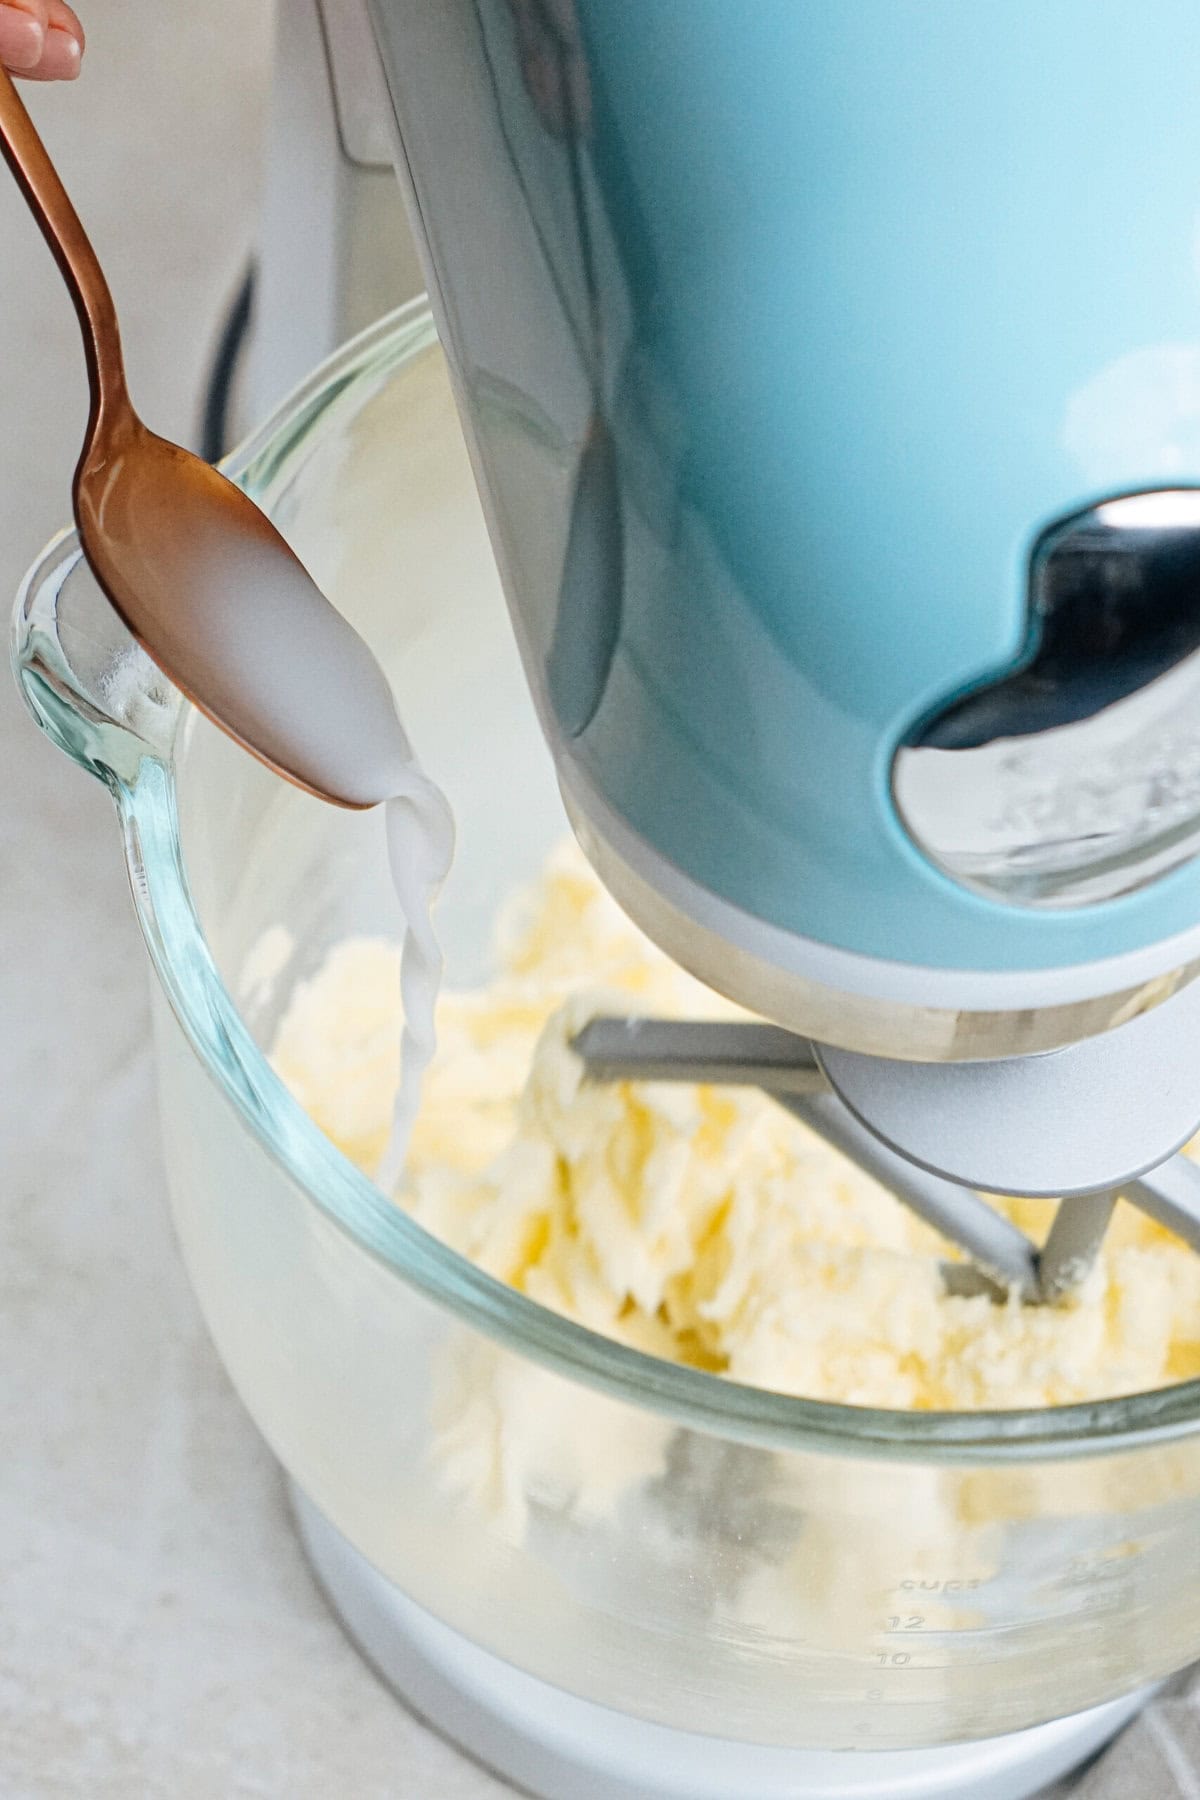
[572,1016,1200,1303]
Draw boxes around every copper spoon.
[0,66,411,809]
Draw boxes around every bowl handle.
[10,526,181,794]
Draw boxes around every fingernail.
[39,23,81,78]
[0,4,45,72]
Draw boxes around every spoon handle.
[0,65,126,420]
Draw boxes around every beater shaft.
[1127,1158,1200,1256]
[571,1017,825,1095]
[1037,1192,1119,1301]
[776,1091,1040,1297]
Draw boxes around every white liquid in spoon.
[376,768,457,1193]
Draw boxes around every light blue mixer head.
[370,0,1200,1062]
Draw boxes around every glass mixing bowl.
[15,303,1200,1786]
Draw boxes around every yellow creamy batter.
[271,840,1200,1410]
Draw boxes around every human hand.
[0,1,83,81]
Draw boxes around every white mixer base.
[289,1482,1150,1800]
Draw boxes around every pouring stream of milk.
[376,770,456,1192]
[171,525,456,1182]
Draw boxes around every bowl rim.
[91,300,1200,1466]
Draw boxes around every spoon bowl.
[1,64,409,809]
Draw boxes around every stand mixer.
[363,2,1200,1786]
[363,0,1200,1293]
